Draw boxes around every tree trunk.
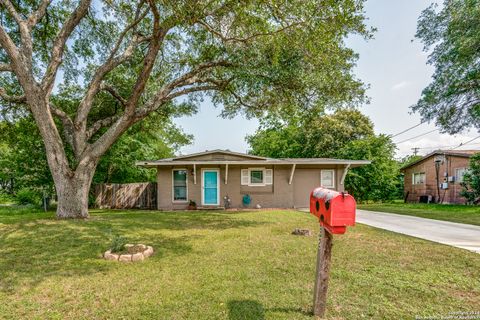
[53,158,97,219]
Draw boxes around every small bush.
[16,188,42,206]
[110,235,128,253]
[0,192,15,204]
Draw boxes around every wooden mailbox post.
[309,187,357,317]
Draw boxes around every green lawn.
[358,202,480,226]
[0,207,479,319]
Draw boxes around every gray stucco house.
[137,150,370,210]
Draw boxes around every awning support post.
[193,163,197,185]
[225,163,229,184]
[289,164,296,185]
[340,164,350,185]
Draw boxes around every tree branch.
[198,20,303,44]
[27,0,51,28]
[0,0,24,26]
[0,63,12,72]
[82,0,166,160]
[42,0,92,95]
[75,33,145,127]
[106,4,148,62]
[0,25,21,67]
[101,83,126,106]
[0,87,26,103]
[86,115,121,140]
[49,104,76,151]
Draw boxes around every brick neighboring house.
[401,150,478,204]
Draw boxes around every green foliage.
[460,153,480,204]
[247,110,401,201]
[0,192,15,204]
[414,0,480,133]
[247,109,374,158]
[15,188,42,206]
[0,114,192,191]
[93,114,192,184]
[0,119,53,194]
[109,235,128,254]
[337,136,402,202]
[399,155,424,169]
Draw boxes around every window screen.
[250,170,264,184]
[173,170,187,201]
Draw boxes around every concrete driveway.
[357,210,480,254]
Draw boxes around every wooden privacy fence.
[94,183,157,209]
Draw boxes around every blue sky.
[176,0,479,158]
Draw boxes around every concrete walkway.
[357,210,480,254]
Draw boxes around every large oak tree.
[0,0,370,218]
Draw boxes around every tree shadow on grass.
[228,300,265,320]
[227,300,313,320]
[90,209,267,233]
[0,209,265,293]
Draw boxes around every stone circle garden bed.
[103,244,153,262]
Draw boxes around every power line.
[394,128,439,144]
[416,142,480,150]
[389,122,424,138]
[450,135,480,150]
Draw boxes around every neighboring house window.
[173,169,188,202]
[412,172,425,185]
[455,168,467,182]
[321,170,335,188]
[241,168,273,186]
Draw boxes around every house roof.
[136,149,371,168]
[159,149,269,161]
[401,149,478,170]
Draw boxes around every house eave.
[136,159,371,168]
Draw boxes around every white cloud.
[391,81,411,91]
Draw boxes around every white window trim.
[172,168,188,203]
[201,168,220,206]
[412,172,426,185]
[320,169,335,188]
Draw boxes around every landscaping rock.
[104,250,119,261]
[291,228,313,236]
[132,252,145,262]
[144,246,154,257]
[119,254,132,262]
[103,244,153,262]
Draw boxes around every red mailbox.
[309,187,356,234]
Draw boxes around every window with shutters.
[241,168,273,186]
[320,170,335,188]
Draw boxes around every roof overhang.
[400,150,476,171]
[136,159,371,168]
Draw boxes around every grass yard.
[0,207,479,319]
[358,202,480,226]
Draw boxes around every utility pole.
[411,147,420,156]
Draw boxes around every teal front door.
[203,170,219,205]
